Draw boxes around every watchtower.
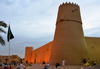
[50,2,89,65]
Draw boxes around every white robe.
[62,60,65,66]
[19,64,23,69]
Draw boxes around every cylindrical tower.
[50,2,89,65]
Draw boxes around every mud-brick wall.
[31,41,53,64]
[85,37,100,63]
[24,47,33,63]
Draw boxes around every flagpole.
[7,23,14,64]
[8,38,10,64]
[8,22,11,64]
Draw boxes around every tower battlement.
[56,2,81,25]
[60,2,79,7]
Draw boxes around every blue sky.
[0,0,100,58]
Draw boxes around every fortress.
[24,2,100,65]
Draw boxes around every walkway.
[31,64,100,69]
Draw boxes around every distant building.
[24,2,100,65]
[0,55,20,64]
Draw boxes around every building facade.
[24,2,100,65]
[0,55,20,64]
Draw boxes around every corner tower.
[50,2,89,65]
[24,47,33,63]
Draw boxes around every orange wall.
[24,47,33,63]
[24,37,100,64]
[25,42,53,64]
[25,37,100,63]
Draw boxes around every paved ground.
[83,64,100,69]
[0,64,100,69]
[31,64,100,69]
[31,64,83,69]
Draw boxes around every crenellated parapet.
[60,2,79,7]
[56,2,82,25]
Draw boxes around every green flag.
[7,25,14,42]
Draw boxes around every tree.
[5,57,8,64]
[0,21,7,45]
[20,58,23,63]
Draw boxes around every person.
[62,59,65,67]
[46,63,50,67]
[82,59,87,64]
[55,63,60,68]
[8,65,12,69]
[19,62,24,69]
[2,63,5,68]
[4,65,9,69]
[44,63,50,69]
[44,65,48,69]
[16,63,20,69]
